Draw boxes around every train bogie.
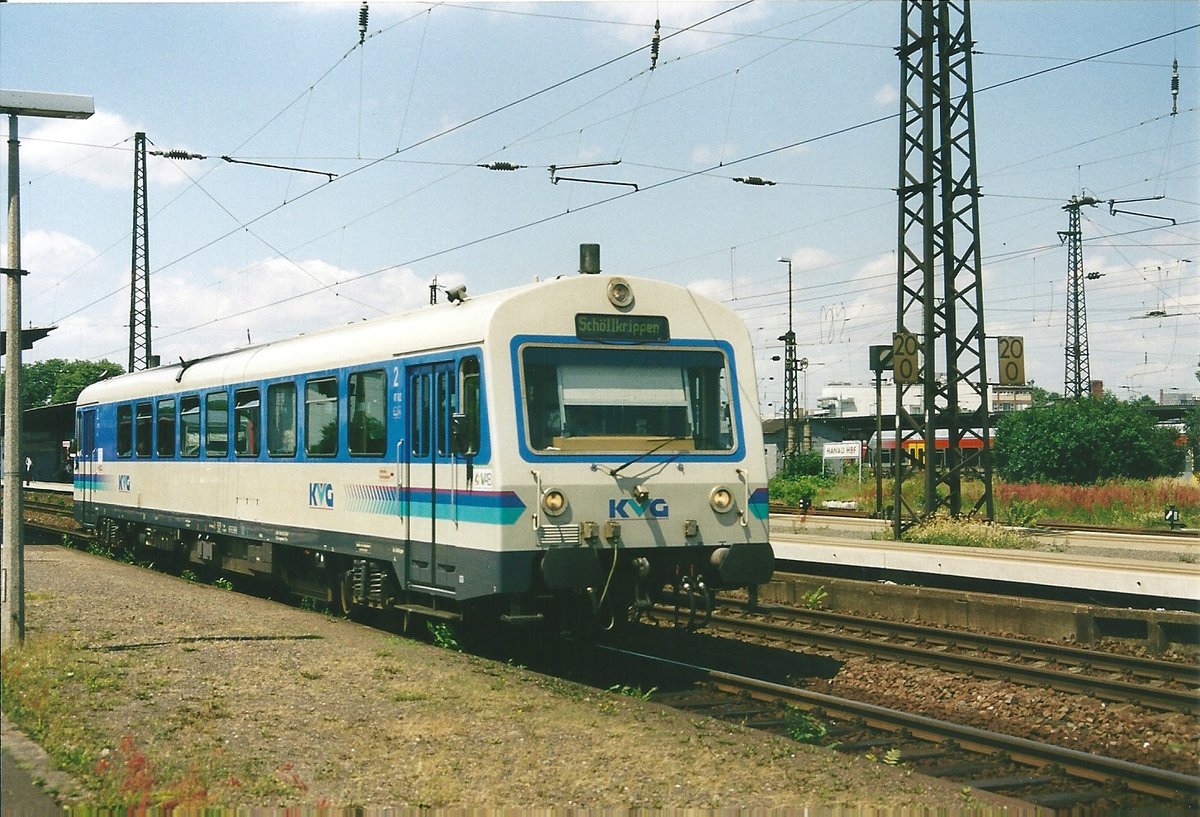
[75,261,772,631]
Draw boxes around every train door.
[404,361,457,591]
[77,408,98,526]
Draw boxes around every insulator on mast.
[1171,57,1179,116]
[650,19,661,70]
[733,176,775,186]
[359,2,369,45]
[149,149,206,161]
[478,161,524,171]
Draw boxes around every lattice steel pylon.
[1059,195,1099,400]
[129,131,151,372]
[893,0,994,538]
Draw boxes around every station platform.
[770,516,1200,609]
[7,480,73,493]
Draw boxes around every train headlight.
[541,488,568,517]
[607,277,634,308]
[709,486,735,514]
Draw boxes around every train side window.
[134,402,153,457]
[180,396,200,457]
[157,398,176,457]
[457,357,480,455]
[267,382,297,457]
[348,369,386,456]
[234,388,260,457]
[410,373,430,458]
[116,404,133,457]
[305,377,338,457]
[205,392,229,458]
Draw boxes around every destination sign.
[575,313,670,342]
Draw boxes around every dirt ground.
[0,544,1023,814]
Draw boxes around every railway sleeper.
[966,775,1056,791]
[1027,788,1110,808]
[922,762,991,778]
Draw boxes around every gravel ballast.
[1,544,1020,814]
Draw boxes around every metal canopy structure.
[0,325,55,353]
[893,0,994,537]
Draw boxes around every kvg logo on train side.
[309,482,335,509]
[608,498,668,519]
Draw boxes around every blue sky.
[2,0,1196,411]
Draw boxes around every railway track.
[711,598,1200,715]
[16,489,1199,809]
[599,643,1200,811]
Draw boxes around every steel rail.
[709,605,1198,715]
[724,598,1200,684]
[602,645,1200,803]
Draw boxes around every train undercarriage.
[91,517,767,635]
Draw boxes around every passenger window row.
[114,369,387,460]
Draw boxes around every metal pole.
[782,260,797,462]
[2,112,24,651]
[875,367,884,516]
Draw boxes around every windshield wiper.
[606,436,689,478]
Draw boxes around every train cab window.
[457,357,481,455]
[205,392,229,458]
[305,377,338,457]
[116,405,133,457]
[180,396,200,457]
[156,398,176,457]
[134,402,153,457]
[267,382,297,457]
[348,369,386,456]
[521,346,734,454]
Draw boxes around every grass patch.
[1,635,296,809]
[891,516,1036,549]
[771,472,1200,532]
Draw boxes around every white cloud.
[15,229,96,283]
[686,276,735,302]
[22,249,456,368]
[874,84,898,107]
[22,110,197,190]
[689,142,739,167]
[147,256,449,360]
[781,246,836,272]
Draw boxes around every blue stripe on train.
[750,487,769,520]
[344,484,527,525]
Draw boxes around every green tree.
[1190,357,1200,458]
[1184,403,1200,460]
[1185,358,1200,459]
[993,395,1184,484]
[0,359,124,410]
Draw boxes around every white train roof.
[77,274,748,406]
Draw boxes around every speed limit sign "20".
[892,331,920,384]
[998,336,1026,386]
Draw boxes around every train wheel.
[335,570,357,619]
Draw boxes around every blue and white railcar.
[75,266,772,628]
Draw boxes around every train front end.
[490,272,772,629]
